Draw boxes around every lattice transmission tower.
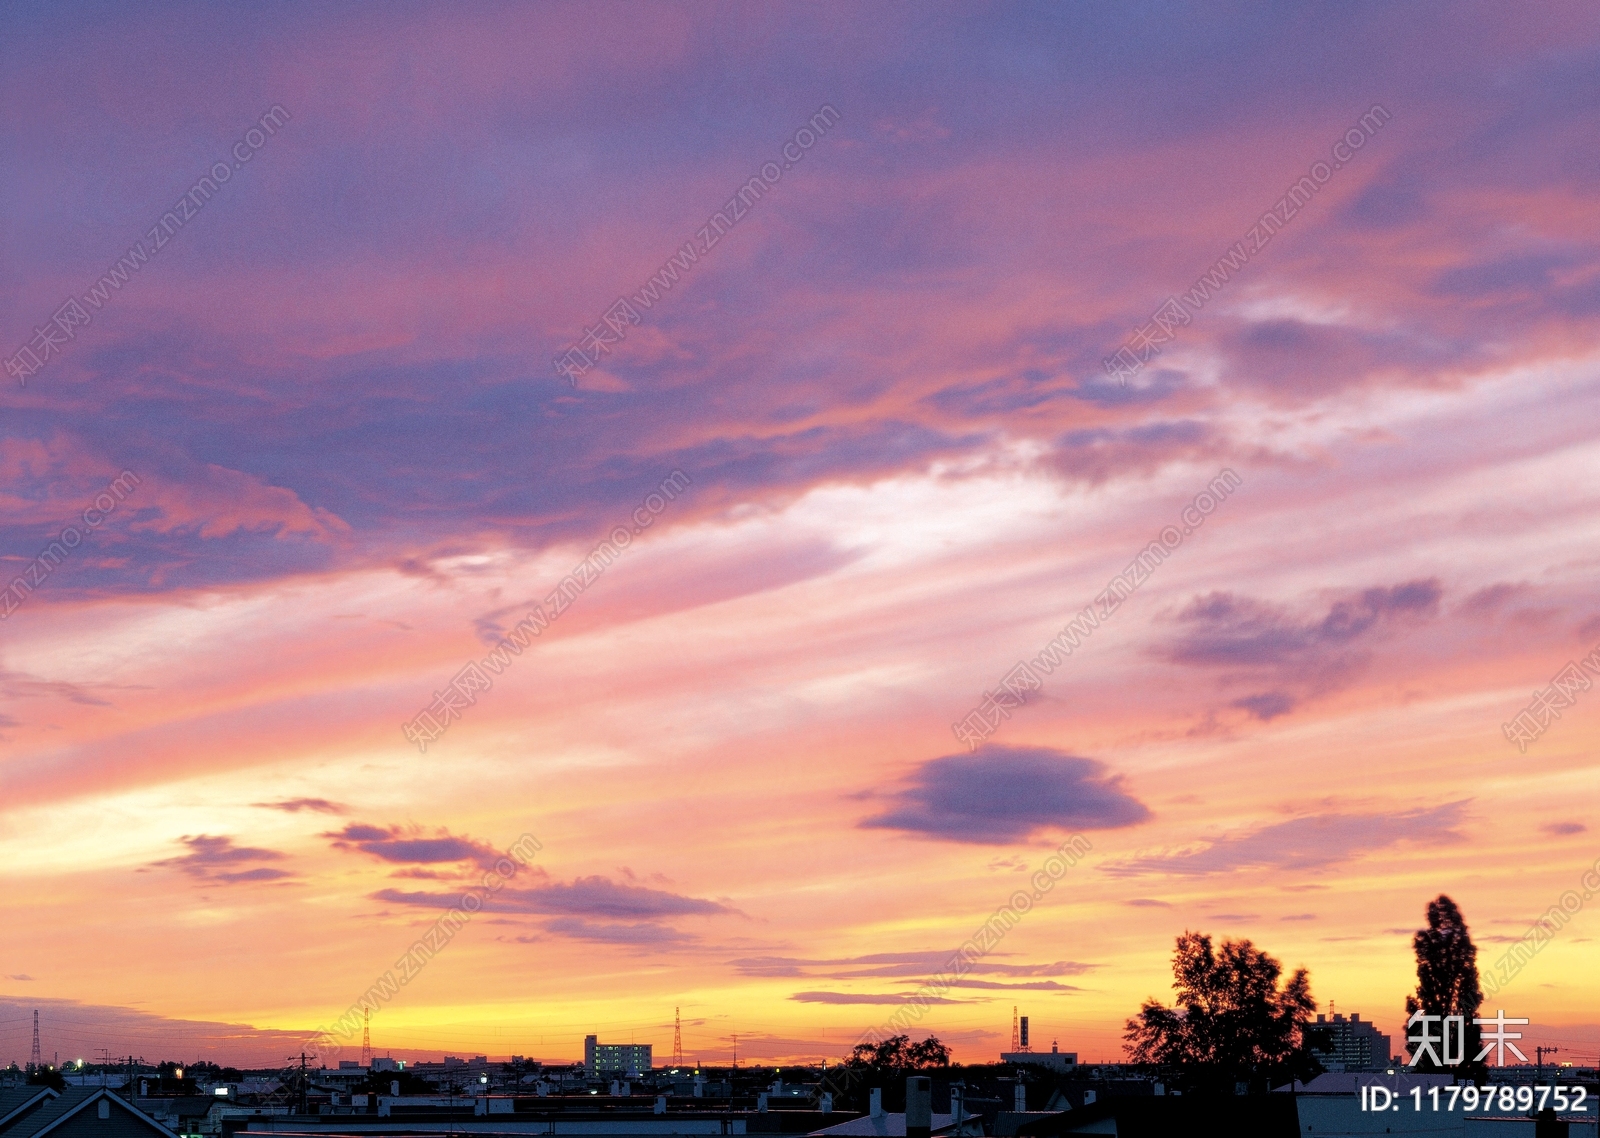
[30,1010,42,1071]
[672,1008,683,1067]
[361,1008,372,1068]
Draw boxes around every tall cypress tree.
[1404,895,1482,1070]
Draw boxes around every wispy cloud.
[1541,821,1587,836]
[373,874,736,947]
[1102,802,1470,877]
[894,978,1081,991]
[541,918,699,946]
[147,835,293,884]
[324,823,500,868]
[731,952,1093,981]
[254,797,347,815]
[1165,580,1443,718]
[788,991,972,1005]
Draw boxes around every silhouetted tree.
[844,1034,950,1071]
[1404,895,1482,1070]
[27,1067,65,1090]
[1124,931,1318,1093]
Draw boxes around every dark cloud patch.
[894,978,1080,991]
[254,797,347,814]
[730,952,1092,980]
[1233,691,1296,720]
[1339,179,1429,230]
[1169,580,1441,669]
[506,876,735,919]
[1280,913,1318,921]
[1218,319,1458,399]
[542,918,698,947]
[371,888,468,909]
[1050,419,1220,483]
[1164,580,1442,715]
[1541,821,1587,836]
[148,834,293,884]
[1102,801,1469,877]
[1124,898,1172,908]
[0,669,115,707]
[324,823,499,868]
[860,744,1149,844]
[789,992,970,1006]
[1459,582,1530,616]
[1430,248,1598,304]
[373,875,733,929]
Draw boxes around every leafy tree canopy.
[1124,931,1318,1093]
[844,1035,951,1071]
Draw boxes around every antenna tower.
[361,1008,372,1068]
[1010,1006,1018,1052]
[30,1011,42,1071]
[732,1033,738,1068]
[672,1008,683,1067]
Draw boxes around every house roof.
[1016,1096,1300,1138]
[0,1090,57,1133]
[0,1088,180,1138]
[809,1113,955,1136]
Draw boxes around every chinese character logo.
[1473,1009,1529,1067]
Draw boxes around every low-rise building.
[998,1044,1076,1073]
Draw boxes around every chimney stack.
[905,1076,931,1138]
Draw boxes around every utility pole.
[1536,1046,1559,1078]
[288,1052,316,1115]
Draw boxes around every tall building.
[583,1035,653,1075]
[1304,1013,1392,1072]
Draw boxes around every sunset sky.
[3,2,1599,1071]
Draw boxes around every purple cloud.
[1102,801,1470,877]
[860,745,1149,844]
[373,874,734,922]
[893,978,1081,991]
[324,823,499,868]
[254,797,348,814]
[788,992,971,1006]
[541,919,699,947]
[730,952,1092,980]
[148,834,293,884]
[1168,580,1442,670]
[1541,821,1587,836]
